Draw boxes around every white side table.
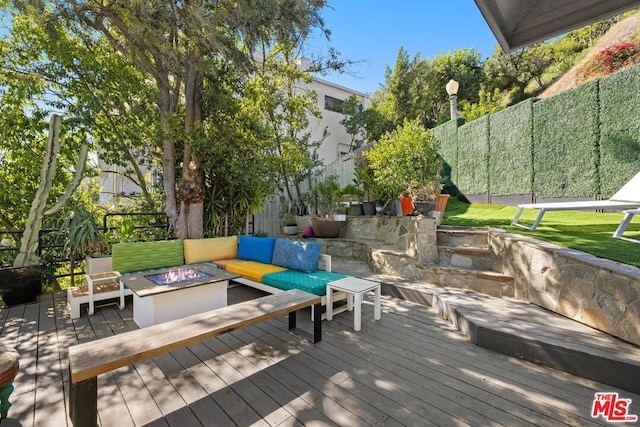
[326,277,381,331]
[87,271,124,315]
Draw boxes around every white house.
[304,76,368,165]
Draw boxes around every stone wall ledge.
[489,229,640,346]
[491,230,640,279]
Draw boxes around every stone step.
[437,246,492,270]
[370,247,419,280]
[436,226,489,249]
[379,281,640,396]
[418,264,514,298]
[429,289,640,396]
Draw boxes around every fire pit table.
[119,263,239,328]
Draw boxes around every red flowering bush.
[583,41,640,80]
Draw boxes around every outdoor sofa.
[110,235,349,313]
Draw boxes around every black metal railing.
[0,212,170,288]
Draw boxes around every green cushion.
[112,240,184,273]
[262,270,348,296]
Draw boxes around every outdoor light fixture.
[446,79,460,120]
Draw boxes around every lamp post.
[445,79,460,120]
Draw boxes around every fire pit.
[145,267,212,286]
[118,263,240,327]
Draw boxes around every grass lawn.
[443,198,640,268]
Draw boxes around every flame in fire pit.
[145,268,212,286]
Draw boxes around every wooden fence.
[253,154,356,236]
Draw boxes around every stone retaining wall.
[341,216,438,265]
[298,215,438,278]
[489,230,640,346]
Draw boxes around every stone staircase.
[418,226,515,298]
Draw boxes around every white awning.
[475,0,640,51]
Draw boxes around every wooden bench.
[68,289,321,427]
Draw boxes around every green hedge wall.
[457,115,489,196]
[532,80,599,198]
[488,98,536,196]
[433,119,460,187]
[426,64,640,202]
[598,65,640,197]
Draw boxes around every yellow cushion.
[183,236,238,264]
[214,259,242,268]
[225,261,287,283]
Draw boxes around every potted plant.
[60,205,112,276]
[363,118,442,217]
[333,205,348,221]
[405,179,441,216]
[340,184,364,216]
[310,176,344,238]
[353,156,377,215]
[0,263,42,306]
[282,212,298,235]
[2,115,89,306]
[398,188,415,216]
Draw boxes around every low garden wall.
[489,230,640,346]
[298,215,438,278]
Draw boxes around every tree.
[196,58,280,236]
[425,48,482,125]
[482,43,552,96]
[363,118,441,199]
[13,115,89,267]
[461,88,504,122]
[248,41,326,204]
[370,47,482,130]
[0,4,159,231]
[340,94,367,152]
[47,0,329,239]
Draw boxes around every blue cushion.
[237,235,276,264]
[271,238,321,274]
[262,270,349,296]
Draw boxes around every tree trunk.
[157,78,179,235]
[176,61,204,239]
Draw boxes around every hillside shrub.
[583,41,640,80]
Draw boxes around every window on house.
[324,95,344,113]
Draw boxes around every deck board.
[1,284,639,426]
[322,299,600,427]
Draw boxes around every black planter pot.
[0,264,42,306]
[413,201,436,216]
[362,201,376,216]
[349,203,364,216]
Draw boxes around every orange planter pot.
[399,197,414,216]
[435,194,450,212]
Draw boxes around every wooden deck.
[1,284,637,426]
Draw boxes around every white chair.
[511,171,640,231]
[613,209,640,244]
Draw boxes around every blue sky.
[305,0,500,95]
[0,2,500,96]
